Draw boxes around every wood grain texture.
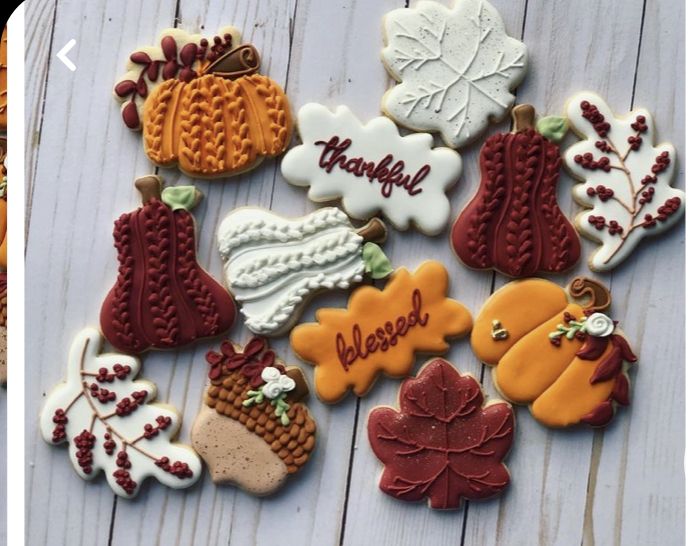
[23,0,684,545]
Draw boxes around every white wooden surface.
[24,0,684,545]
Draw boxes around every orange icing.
[291,261,473,403]
[471,277,634,428]
[143,73,291,178]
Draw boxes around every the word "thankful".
[335,289,430,371]
[314,136,430,198]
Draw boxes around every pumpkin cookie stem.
[511,104,535,133]
[568,277,611,312]
[134,175,163,203]
[356,218,387,244]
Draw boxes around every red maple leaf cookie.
[367,359,514,509]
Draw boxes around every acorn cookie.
[192,337,316,496]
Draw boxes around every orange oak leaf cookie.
[114,26,292,178]
[472,277,637,428]
[368,359,513,509]
[192,337,316,495]
[291,261,473,403]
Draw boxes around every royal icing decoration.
[192,338,316,494]
[217,207,392,336]
[281,103,462,234]
[368,358,514,509]
[564,92,684,271]
[471,277,637,428]
[0,272,6,384]
[381,0,528,149]
[114,26,292,178]
[100,176,236,354]
[451,104,580,277]
[291,261,473,403]
[39,328,202,497]
[0,137,7,270]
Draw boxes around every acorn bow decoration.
[114,27,293,178]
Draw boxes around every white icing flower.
[584,313,614,337]
[261,367,296,399]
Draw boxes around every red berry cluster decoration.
[115,390,147,416]
[642,197,682,229]
[595,140,613,153]
[74,430,96,475]
[103,432,116,455]
[640,174,657,186]
[155,457,194,479]
[607,220,624,235]
[652,151,671,173]
[51,409,68,443]
[586,185,615,202]
[638,187,655,205]
[113,450,137,495]
[89,383,117,404]
[580,100,611,137]
[201,33,235,62]
[143,415,173,439]
[95,364,131,382]
[573,152,611,172]
[588,215,607,230]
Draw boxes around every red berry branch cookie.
[39,328,202,497]
[192,337,316,495]
[368,358,514,509]
[114,26,292,178]
[451,104,580,277]
[471,277,637,428]
[564,92,684,271]
[100,175,236,354]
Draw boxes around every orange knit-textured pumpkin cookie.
[472,277,637,428]
[291,261,473,404]
[114,26,292,179]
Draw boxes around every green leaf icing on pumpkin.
[362,242,393,279]
[536,116,569,143]
[162,186,199,211]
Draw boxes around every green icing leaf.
[536,116,569,143]
[362,242,393,280]
[161,186,199,211]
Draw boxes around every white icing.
[281,103,462,234]
[381,0,527,149]
[114,26,241,130]
[260,368,295,399]
[217,207,365,335]
[39,328,202,497]
[584,313,614,338]
[564,92,685,271]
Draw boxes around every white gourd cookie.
[381,0,528,149]
[281,103,462,235]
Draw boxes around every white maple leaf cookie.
[281,103,462,234]
[381,0,528,149]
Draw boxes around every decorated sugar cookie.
[472,277,637,428]
[114,26,292,178]
[217,207,392,336]
[291,261,473,403]
[100,175,236,354]
[0,27,6,130]
[191,337,316,495]
[281,103,462,234]
[39,328,202,497]
[368,358,514,509]
[0,272,6,385]
[0,137,6,270]
[564,92,684,271]
[451,105,580,277]
[381,0,527,149]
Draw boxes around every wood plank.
[24,1,179,545]
[589,0,685,543]
[461,1,648,544]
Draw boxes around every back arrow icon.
[57,39,77,71]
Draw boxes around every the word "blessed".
[314,136,430,199]
[335,289,430,371]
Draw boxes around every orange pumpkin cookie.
[472,277,637,428]
[114,26,292,179]
[291,261,473,403]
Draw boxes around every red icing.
[100,197,236,354]
[335,289,429,372]
[368,359,513,508]
[451,128,580,277]
[314,136,429,198]
[206,337,283,387]
[589,334,637,385]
